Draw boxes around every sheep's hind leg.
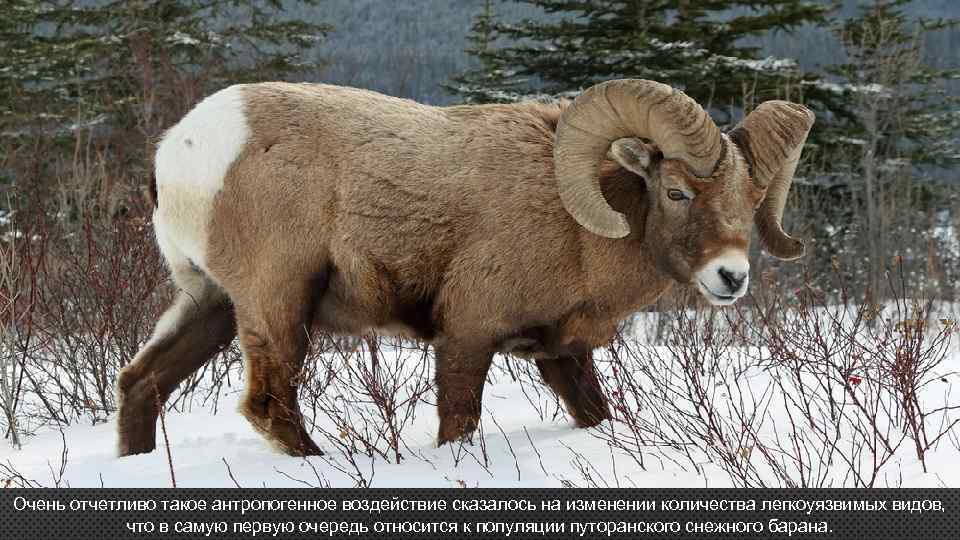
[234,276,322,456]
[536,352,611,428]
[116,269,235,456]
[435,343,493,445]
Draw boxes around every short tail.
[148,172,159,208]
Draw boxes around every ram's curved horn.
[729,101,815,260]
[554,79,723,238]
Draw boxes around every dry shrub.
[594,262,959,487]
[0,151,169,433]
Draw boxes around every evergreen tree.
[445,0,524,103]
[1,0,330,197]
[804,0,960,295]
[449,0,842,122]
[822,0,959,171]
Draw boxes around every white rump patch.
[155,84,250,193]
[153,84,250,268]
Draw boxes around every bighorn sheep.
[116,79,814,456]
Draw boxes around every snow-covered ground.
[2,311,959,488]
[0,374,717,489]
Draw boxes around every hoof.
[117,441,157,457]
[116,401,159,457]
[571,401,612,428]
[437,414,479,446]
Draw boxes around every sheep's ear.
[609,138,660,180]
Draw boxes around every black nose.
[718,267,747,292]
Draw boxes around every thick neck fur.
[579,163,675,315]
[444,99,675,320]
[512,101,676,315]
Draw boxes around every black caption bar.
[2,489,958,539]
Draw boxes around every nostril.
[718,267,746,291]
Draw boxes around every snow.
[648,38,698,52]
[2,316,958,488]
[805,80,891,97]
[0,369,710,488]
[718,56,798,72]
[833,136,868,146]
[168,32,200,47]
[933,223,959,258]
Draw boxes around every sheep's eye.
[667,189,690,201]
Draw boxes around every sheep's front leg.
[536,352,610,428]
[435,344,493,445]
